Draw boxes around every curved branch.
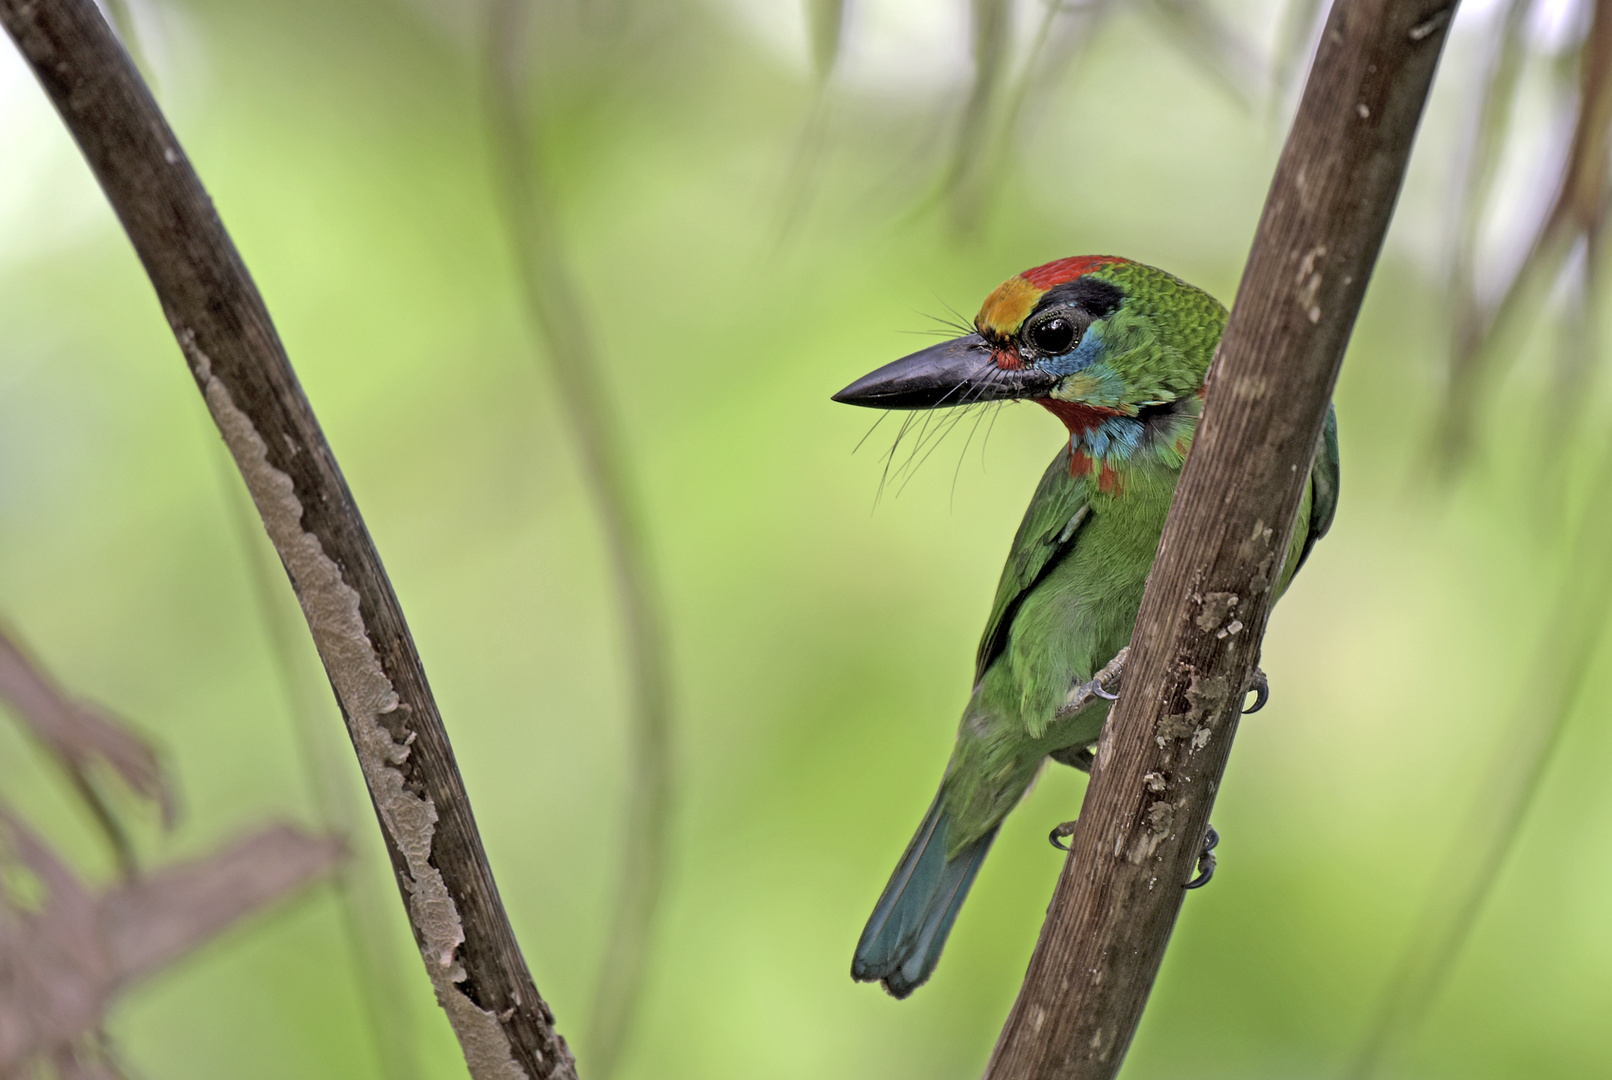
[0,3,576,1078]
[983,1,1457,1076]
[482,5,675,1077]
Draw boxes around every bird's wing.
[974,448,1091,685]
[1295,404,1340,575]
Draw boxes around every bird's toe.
[1243,669,1269,714]
[1049,820,1079,850]
[1185,824,1219,889]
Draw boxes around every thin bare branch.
[773,89,836,252]
[770,0,848,245]
[945,0,1014,231]
[941,0,1264,234]
[0,3,577,1076]
[484,4,675,1077]
[983,1,1456,1075]
[1142,0,1268,109]
[806,0,847,82]
[1445,0,1534,285]
[980,0,1120,215]
[0,813,343,1075]
[1440,0,1612,470]
[0,623,174,875]
[1541,236,1600,470]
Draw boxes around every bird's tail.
[851,793,997,998]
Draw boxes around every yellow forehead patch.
[975,276,1043,337]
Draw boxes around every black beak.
[832,333,1057,409]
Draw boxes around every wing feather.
[1296,404,1340,574]
[974,448,1091,683]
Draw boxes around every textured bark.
[982,1,1457,1077]
[0,3,576,1078]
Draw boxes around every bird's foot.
[1055,647,1127,724]
[1243,668,1269,714]
[1049,820,1079,850]
[1076,675,1120,702]
[1185,824,1219,889]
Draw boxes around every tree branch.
[983,1,1456,1076]
[0,3,576,1078]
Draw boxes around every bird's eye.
[1027,314,1078,355]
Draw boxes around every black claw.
[1185,824,1219,889]
[1243,669,1269,714]
[1049,820,1078,850]
[1074,675,1119,702]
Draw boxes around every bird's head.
[834,256,1227,448]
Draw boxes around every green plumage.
[945,427,1331,852]
[845,258,1340,997]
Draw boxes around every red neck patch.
[1037,398,1123,437]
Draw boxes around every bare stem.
[483,5,675,1077]
[983,2,1457,1076]
[0,3,576,1077]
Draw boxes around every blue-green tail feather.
[852,795,997,997]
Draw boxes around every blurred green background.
[3,0,1611,1077]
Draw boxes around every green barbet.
[833,256,1338,998]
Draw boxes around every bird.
[832,255,1339,998]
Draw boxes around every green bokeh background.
[3,1,1610,1077]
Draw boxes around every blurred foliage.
[0,623,343,1079]
[1438,0,1612,472]
[2,0,1611,1078]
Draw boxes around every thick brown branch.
[983,1,1456,1077]
[0,3,576,1078]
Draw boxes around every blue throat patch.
[1042,325,1105,377]
[1079,415,1145,458]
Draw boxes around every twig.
[982,2,1457,1076]
[483,3,675,1077]
[0,813,344,1077]
[945,0,1013,232]
[1439,0,1612,471]
[957,0,1119,237]
[770,0,845,248]
[0,623,174,877]
[0,3,576,1077]
[1142,0,1268,109]
[806,0,847,80]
